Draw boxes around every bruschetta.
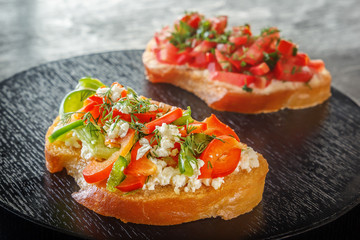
[45,77,268,225]
[143,12,331,114]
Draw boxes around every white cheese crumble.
[148,104,158,112]
[104,120,130,139]
[211,177,225,190]
[235,147,259,173]
[111,84,126,102]
[113,102,132,114]
[96,85,126,102]
[96,87,109,96]
[142,146,260,194]
[137,138,152,160]
[151,123,181,157]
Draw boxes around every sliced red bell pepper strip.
[179,122,207,136]
[116,174,147,192]
[203,114,240,141]
[142,108,183,134]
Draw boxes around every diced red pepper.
[116,174,147,192]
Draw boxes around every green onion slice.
[48,120,84,143]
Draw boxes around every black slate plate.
[0,50,359,240]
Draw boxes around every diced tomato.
[205,52,215,62]
[198,135,241,179]
[116,174,147,192]
[249,62,270,76]
[232,25,252,36]
[214,49,230,71]
[210,16,227,34]
[203,114,240,141]
[210,71,255,87]
[143,108,183,134]
[278,39,295,56]
[154,26,171,47]
[83,129,136,183]
[155,43,180,64]
[207,61,222,72]
[216,43,235,54]
[274,59,313,82]
[229,36,248,46]
[189,52,208,68]
[180,13,201,29]
[244,29,279,65]
[176,49,192,65]
[192,40,217,53]
[293,53,309,66]
[254,75,272,89]
[308,59,325,72]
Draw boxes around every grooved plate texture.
[0,50,359,240]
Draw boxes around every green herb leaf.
[242,84,253,92]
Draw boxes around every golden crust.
[45,103,268,225]
[71,155,267,225]
[143,39,332,114]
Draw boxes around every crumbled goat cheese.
[211,177,224,190]
[96,87,109,96]
[111,84,126,102]
[137,138,152,160]
[105,121,129,139]
[114,103,132,114]
[236,147,259,172]
[148,104,158,112]
[151,123,181,157]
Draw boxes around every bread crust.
[143,39,332,114]
[45,107,269,225]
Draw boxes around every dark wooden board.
[0,50,359,240]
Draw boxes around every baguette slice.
[143,38,332,114]
[45,103,269,226]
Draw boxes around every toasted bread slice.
[45,108,269,226]
[143,39,331,114]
